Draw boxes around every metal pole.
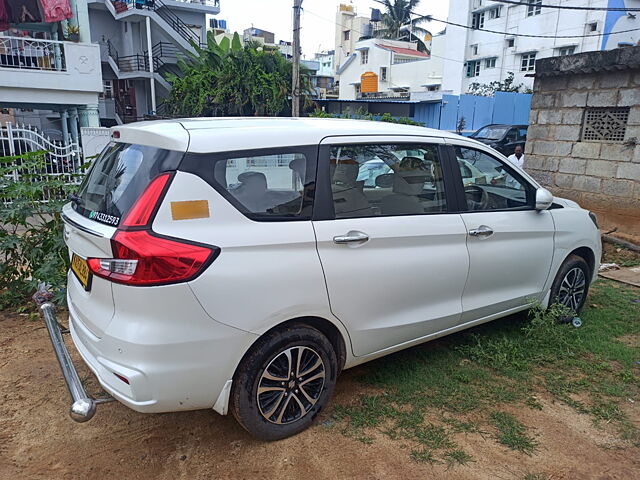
[292,0,303,117]
[60,110,69,145]
[146,16,157,115]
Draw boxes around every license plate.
[71,253,92,291]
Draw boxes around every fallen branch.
[602,234,640,253]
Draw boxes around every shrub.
[0,151,78,309]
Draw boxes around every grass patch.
[489,411,538,454]
[444,449,474,468]
[331,280,640,465]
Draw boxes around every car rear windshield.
[72,142,183,226]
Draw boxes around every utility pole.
[292,0,303,117]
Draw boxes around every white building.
[0,0,103,137]
[314,51,335,77]
[89,0,220,125]
[334,3,370,74]
[442,0,640,95]
[337,36,446,101]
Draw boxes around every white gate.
[1,122,83,186]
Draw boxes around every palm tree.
[374,0,432,52]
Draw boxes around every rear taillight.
[88,230,216,286]
[121,173,172,228]
[87,173,219,286]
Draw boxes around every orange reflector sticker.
[171,200,210,221]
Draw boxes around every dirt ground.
[1,310,638,480]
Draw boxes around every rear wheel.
[230,324,337,440]
[549,254,590,316]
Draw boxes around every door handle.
[468,225,494,237]
[333,231,369,244]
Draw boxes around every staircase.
[105,40,173,91]
[107,0,204,52]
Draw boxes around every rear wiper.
[68,193,83,206]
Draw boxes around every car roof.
[112,117,469,154]
[477,124,527,128]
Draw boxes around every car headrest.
[375,173,394,188]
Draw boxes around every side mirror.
[535,187,554,211]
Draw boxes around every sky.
[216,0,451,58]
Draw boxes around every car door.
[446,142,555,321]
[312,136,470,357]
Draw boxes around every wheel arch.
[233,316,348,383]
[569,246,596,279]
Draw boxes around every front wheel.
[230,324,338,441]
[549,254,591,315]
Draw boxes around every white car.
[53,118,601,440]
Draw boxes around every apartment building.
[88,0,221,125]
[442,0,640,95]
[0,0,103,139]
[334,3,370,74]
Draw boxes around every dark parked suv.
[470,124,527,156]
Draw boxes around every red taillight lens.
[88,230,217,286]
[87,171,218,286]
[121,173,172,228]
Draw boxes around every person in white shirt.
[507,145,525,170]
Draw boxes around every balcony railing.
[170,0,220,6]
[111,0,202,46]
[357,91,410,100]
[0,36,66,72]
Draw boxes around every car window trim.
[312,140,460,221]
[444,144,537,213]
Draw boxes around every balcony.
[357,91,411,101]
[0,36,102,107]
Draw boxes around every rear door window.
[72,142,182,226]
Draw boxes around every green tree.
[374,0,432,52]
[163,32,312,117]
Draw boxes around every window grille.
[581,107,630,143]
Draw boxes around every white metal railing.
[0,36,66,71]
[170,0,220,6]
[393,56,422,64]
[1,123,83,201]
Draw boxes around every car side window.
[180,147,315,220]
[505,128,518,143]
[454,146,534,212]
[518,128,527,140]
[328,144,447,218]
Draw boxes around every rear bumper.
[66,282,259,415]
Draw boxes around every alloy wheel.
[257,346,325,425]
[557,267,586,312]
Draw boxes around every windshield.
[72,142,182,226]
[472,126,509,140]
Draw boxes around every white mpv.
[57,118,601,440]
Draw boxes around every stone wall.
[526,70,640,236]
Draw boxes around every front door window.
[453,146,534,211]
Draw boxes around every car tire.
[230,324,338,441]
[549,254,591,317]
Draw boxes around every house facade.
[525,46,640,236]
[442,0,640,95]
[337,36,445,101]
[88,0,221,125]
[0,0,103,138]
[334,3,370,75]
